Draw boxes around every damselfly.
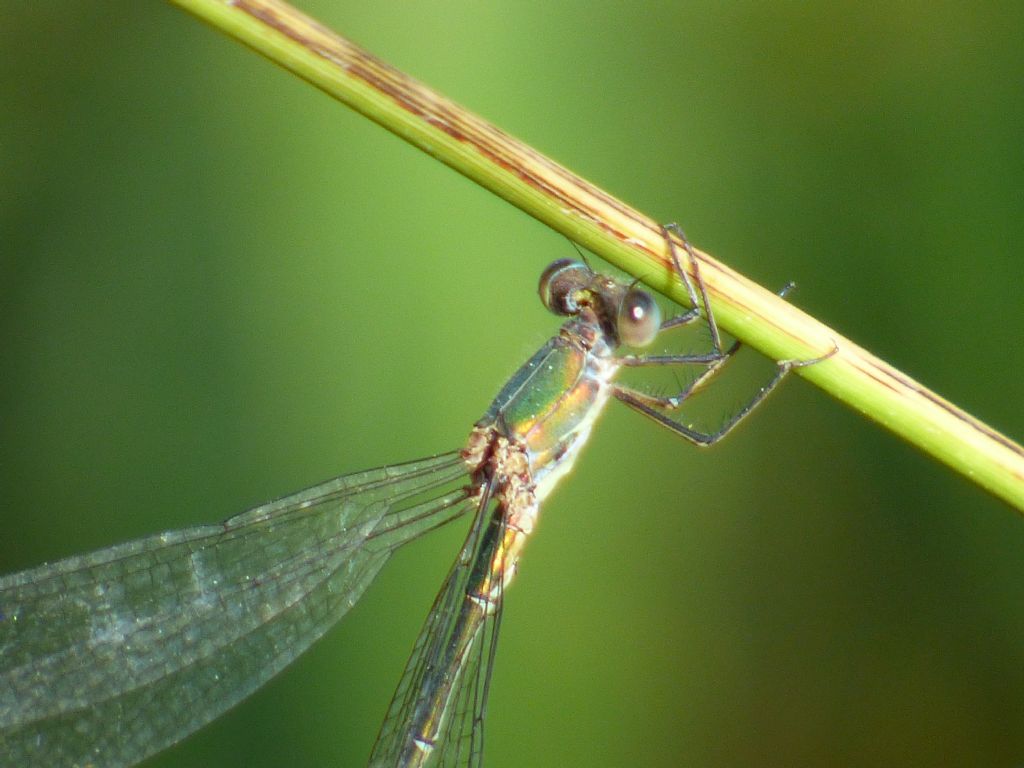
[0,226,822,767]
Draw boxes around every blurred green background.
[3,2,1024,767]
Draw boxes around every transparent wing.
[432,547,504,768]
[0,451,475,768]
[369,478,509,768]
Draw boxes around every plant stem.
[168,0,1024,511]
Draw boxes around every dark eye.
[618,288,661,346]
[538,259,591,316]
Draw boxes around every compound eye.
[538,259,591,316]
[618,288,661,347]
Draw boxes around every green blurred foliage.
[2,2,1023,767]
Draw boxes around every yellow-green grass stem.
[169,0,1024,511]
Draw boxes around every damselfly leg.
[613,222,831,446]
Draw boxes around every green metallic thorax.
[477,319,618,501]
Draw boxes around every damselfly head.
[538,259,661,348]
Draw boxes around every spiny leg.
[618,224,828,445]
[613,351,824,446]
[620,222,748,403]
[658,222,723,356]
